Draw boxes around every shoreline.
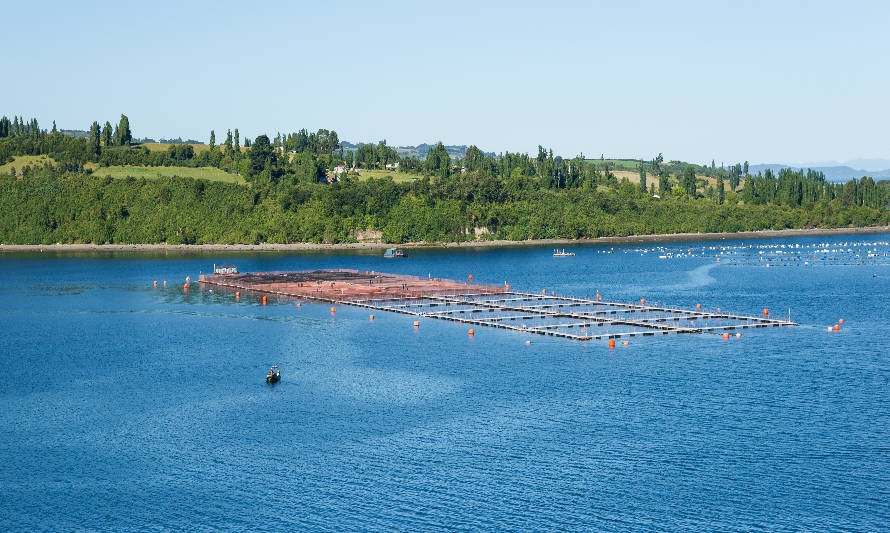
[2,226,889,253]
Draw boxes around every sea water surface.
[2,234,889,531]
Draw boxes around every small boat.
[383,247,407,258]
[553,249,576,257]
[266,365,280,384]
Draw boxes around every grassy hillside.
[92,165,245,184]
[3,123,882,245]
[584,158,643,171]
[0,154,54,174]
[354,168,423,183]
[140,142,211,153]
[612,169,727,189]
[139,142,248,155]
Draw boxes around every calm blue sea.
[2,234,889,531]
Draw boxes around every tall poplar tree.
[682,165,697,197]
[224,129,233,155]
[89,121,101,157]
[116,114,132,146]
[659,172,671,195]
[103,121,113,147]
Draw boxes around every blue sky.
[4,0,888,165]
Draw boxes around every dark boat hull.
[266,374,280,384]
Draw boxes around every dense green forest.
[1,114,888,245]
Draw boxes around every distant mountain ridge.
[749,163,890,182]
[785,158,890,172]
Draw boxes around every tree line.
[1,112,888,245]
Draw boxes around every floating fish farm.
[199,269,796,341]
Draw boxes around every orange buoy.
[370,314,374,320]
[608,339,615,349]
[186,276,190,283]
[717,307,721,312]
[163,280,166,286]
[468,329,474,336]
[838,318,844,324]
[262,296,267,305]
[622,340,629,346]
[183,283,188,290]
[640,298,646,304]
[525,340,531,345]
[696,303,701,309]
[596,293,601,300]
[468,275,472,281]
[716,258,720,262]
[296,302,301,307]
[413,321,420,328]
[542,289,547,294]
[722,333,730,340]
[153,280,157,287]
[506,284,510,290]
[834,324,840,331]
[236,291,240,299]
[763,308,769,316]
[330,306,335,314]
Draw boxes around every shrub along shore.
[3,227,888,253]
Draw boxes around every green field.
[140,142,210,153]
[0,155,54,174]
[583,158,644,171]
[139,142,248,155]
[354,168,422,183]
[93,165,245,184]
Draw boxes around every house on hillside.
[385,162,399,170]
[320,165,348,184]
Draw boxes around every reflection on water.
[667,262,718,290]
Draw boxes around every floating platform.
[199,269,796,341]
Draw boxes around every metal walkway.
[351,291,796,341]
